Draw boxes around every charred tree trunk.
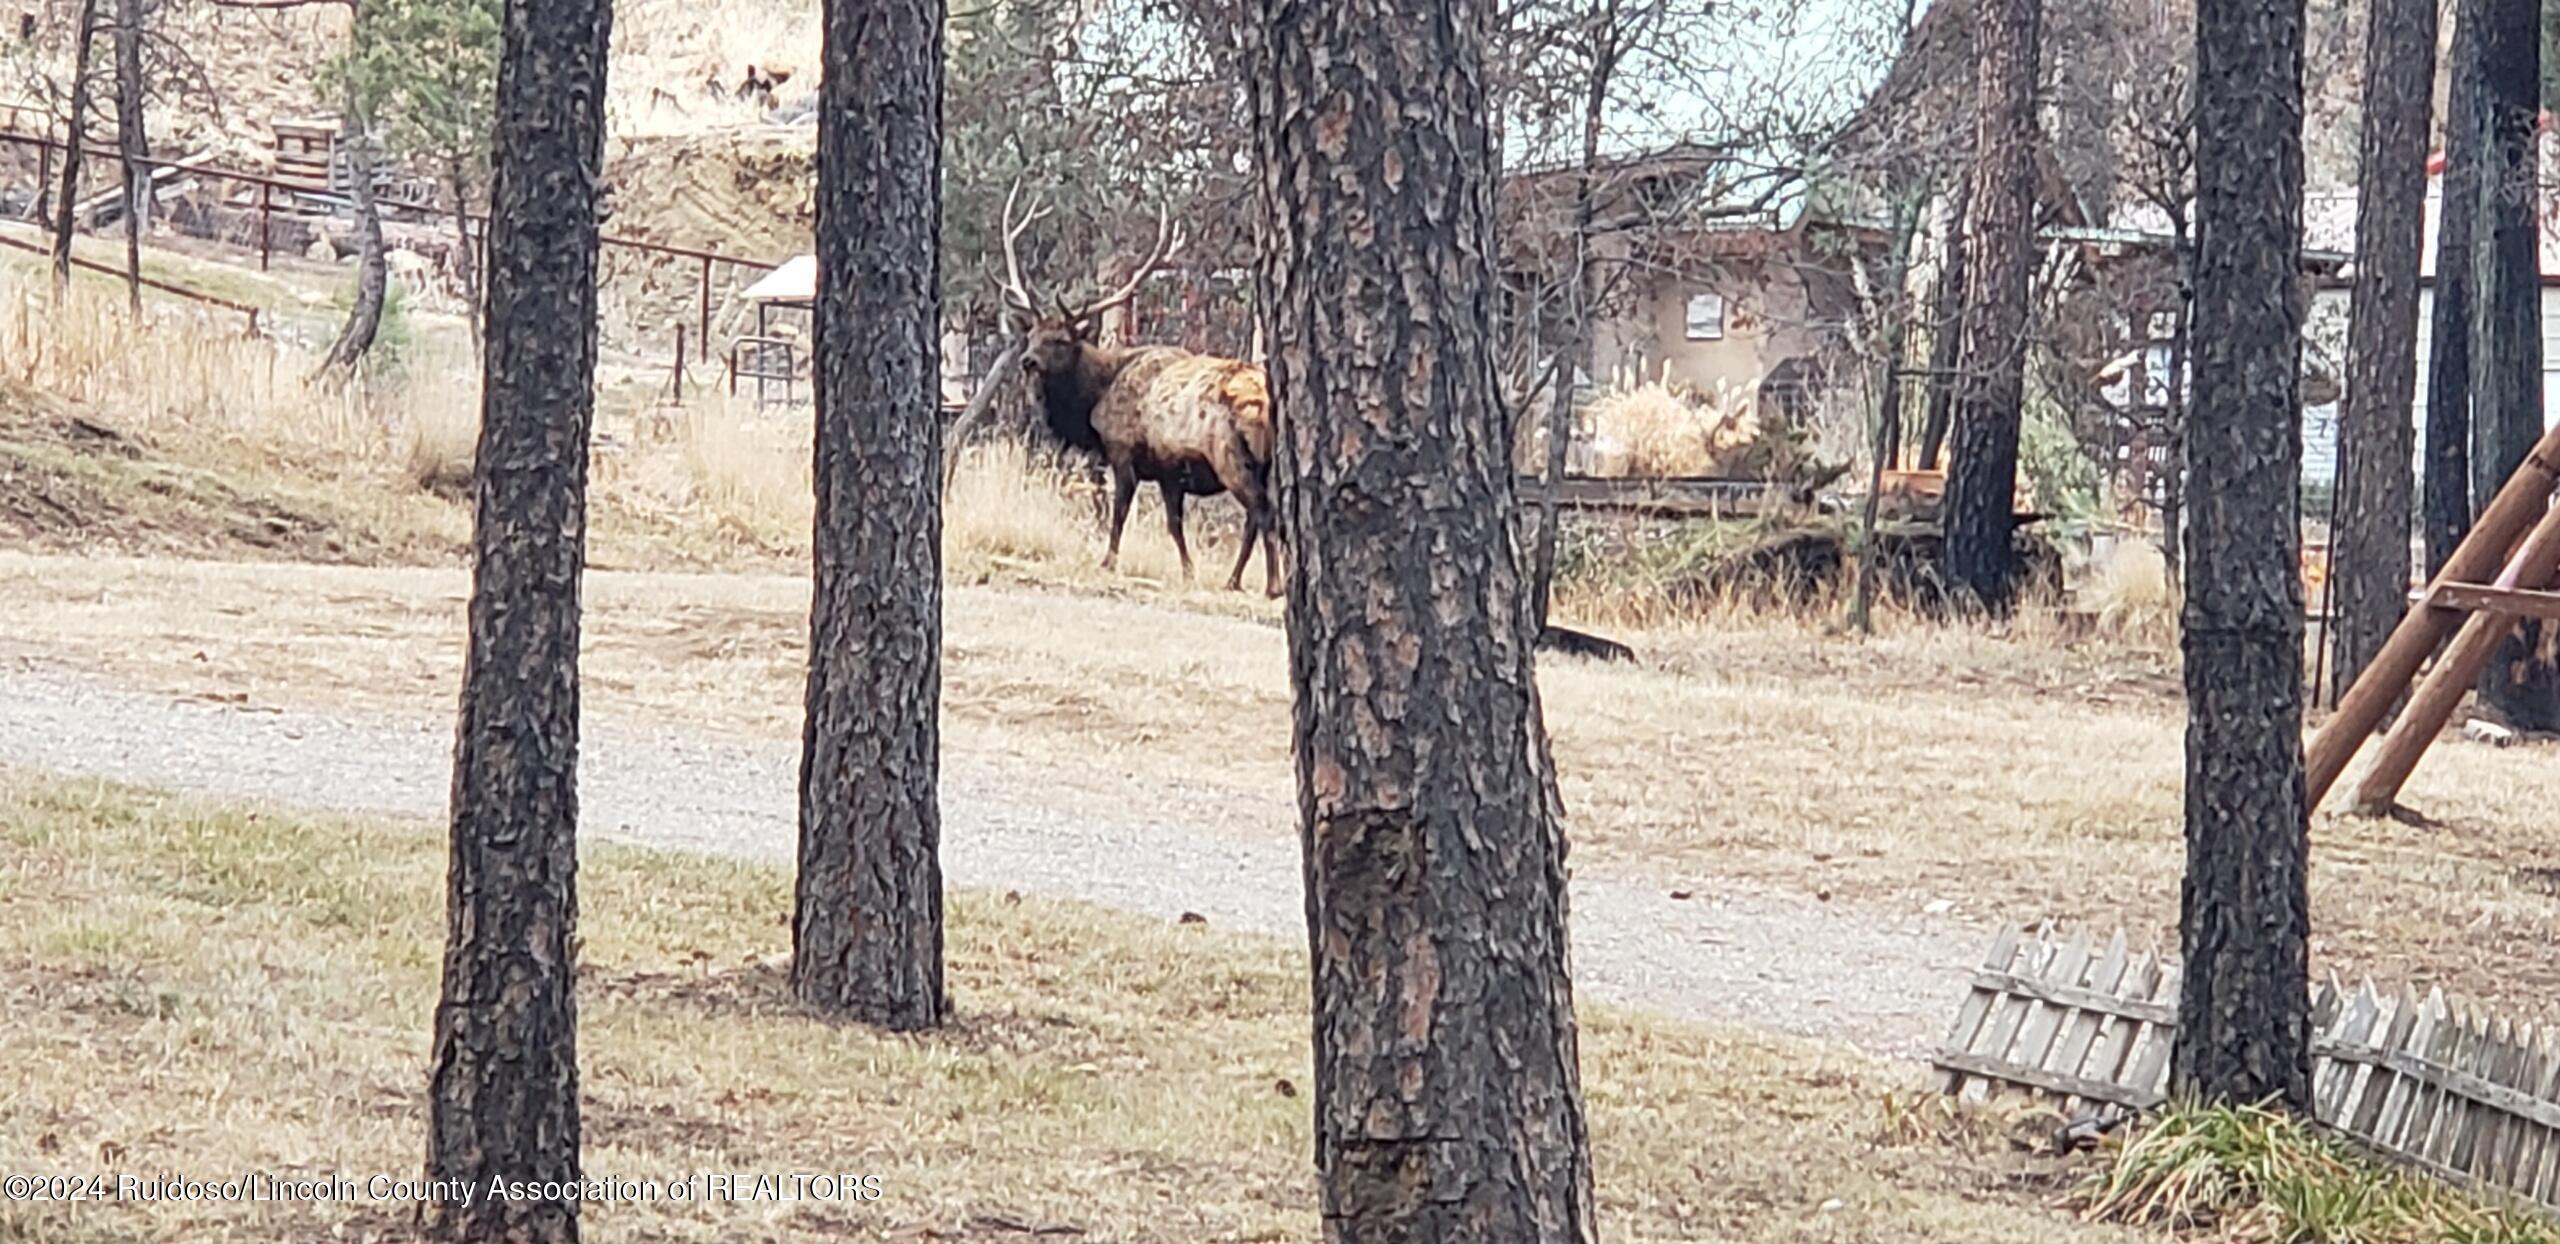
[1531,8,1620,631]
[1918,176,1971,471]
[33,133,55,225]
[421,1,612,1240]
[791,0,946,1030]
[2470,0,2556,730]
[112,0,146,315]
[51,0,101,294]
[1248,0,1598,1236]
[1855,194,1924,634]
[2161,284,2192,586]
[2174,0,2313,1114]
[2328,0,2437,699]
[2423,0,2484,581]
[1940,0,2040,611]
[318,108,388,379]
[448,160,484,351]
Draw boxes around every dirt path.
[0,667,1983,1059]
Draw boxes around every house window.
[1685,292,1727,341]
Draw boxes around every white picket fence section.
[1934,926,2560,1213]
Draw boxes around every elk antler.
[1073,201,1183,329]
[997,178,1052,321]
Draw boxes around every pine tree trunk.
[1941,0,2040,612]
[1855,195,1924,633]
[112,0,146,315]
[448,161,484,352]
[2161,294,2190,585]
[1918,176,1971,471]
[2328,0,2436,699]
[2469,0,2556,730]
[33,134,55,225]
[2174,0,2313,1114]
[2423,0,2484,581]
[1531,29,1617,631]
[791,0,946,1030]
[51,0,100,294]
[422,1,612,1240]
[319,108,388,378]
[1248,0,1598,1236]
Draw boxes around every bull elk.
[997,187,1282,597]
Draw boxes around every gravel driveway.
[0,668,1982,1059]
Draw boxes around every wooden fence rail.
[1935,927,2560,1215]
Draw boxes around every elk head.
[996,181,1183,382]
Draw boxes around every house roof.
[2042,224,2351,275]
[742,254,816,304]
[2306,125,2560,284]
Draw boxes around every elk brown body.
[1001,188,1281,596]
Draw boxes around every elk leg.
[1161,482,1194,581]
[1101,466,1138,572]
[1226,507,1258,592]
[1232,471,1283,598]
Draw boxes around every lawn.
[0,771,2136,1242]
[6,547,2560,1030]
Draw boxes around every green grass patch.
[2080,1101,2560,1243]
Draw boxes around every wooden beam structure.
[2424,582,2560,624]
[2305,417,2560,809]
[2346,500,2560,814]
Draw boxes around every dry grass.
[9,548,2560,1036]
[2078,538,2180,648]
[608,0,822,135]
[0,242,1293,590]
[1580,375,1764,478]
[0,770,2142,1243]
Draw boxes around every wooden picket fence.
[1934,926,2560,1214]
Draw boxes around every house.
[2298,130,2560,487]
[1567,217,1885,414]
[1496,142,1894,420]
[2082,121,2560,498]
[739,142,1890,422]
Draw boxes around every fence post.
[673,326,687,399]
[258,182,272,271]
[698,255,713,359]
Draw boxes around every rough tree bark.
[33,136,55,225]
[112,0,147,314]
[1248,0,1598,1237]
[1855,193,1924,634]
[2423,0,2484,581]
[1531,1,1620,631]
[317,106,388,379]
[447,159,484,350]
[2470,0,2556,730]
[421,0,612,1240]
[2174,0,2313,1114]
[2327,0,2437,699]
[1918,175,1971,470]
[791,0,946,1030]
[2161,293,2191,585]
[51,0,101,294]
[1940,0,2040,611]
